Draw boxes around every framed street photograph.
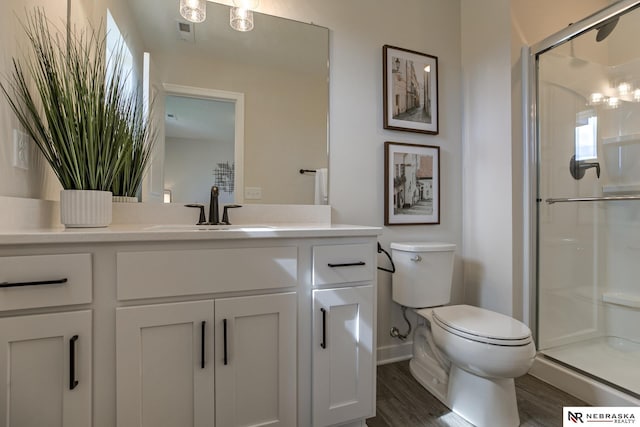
[383,45,438,134]
[384,141,440,225]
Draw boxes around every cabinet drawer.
[117,246,298,300]
[0,254,92,311]
[312,243,375,286]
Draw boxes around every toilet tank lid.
[390,242,456,252]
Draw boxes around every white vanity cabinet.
[115,293,297,427]
[116,300,216,427]
[311,243,376,427]
[0,225,379,427]
[0,254,93,427]
[215,293,297,426]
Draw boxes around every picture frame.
[384,141,440,225]
[383,45,439,134]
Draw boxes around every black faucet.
[185,204,206,224]
[221,204,242,225]
[209,186,220,225]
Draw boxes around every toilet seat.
[432,305,532,347]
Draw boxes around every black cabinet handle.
[223,319,228,365]
[201,321,206,369]
[320,308,327,349]
[327,262,366,268]
[69,335,79,390]
[0,278,68,288]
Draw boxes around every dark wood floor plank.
[367,360,586,427]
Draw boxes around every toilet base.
[409,357,448,405]
[448,365,520,427]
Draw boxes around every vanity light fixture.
[230,0,258,32]
[180,0,206,23]
[230,7,254,32]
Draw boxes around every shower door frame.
[524,0,640,344]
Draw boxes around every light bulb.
[618,82,631,96]
[634,89,640,102]
[589,93,604,105]
[180,0,206,23]
[607,96,620,108]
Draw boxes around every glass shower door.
[536,4,640,397]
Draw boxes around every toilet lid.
[432,305,532,345]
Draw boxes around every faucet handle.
[221,204,242,225]
[185,204,206,224]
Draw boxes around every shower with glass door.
[530,0,640,401]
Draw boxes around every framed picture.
[384,141,440,225]
[383,45,438,134]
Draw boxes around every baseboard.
[530,355,640,406]
[377,341,413,365]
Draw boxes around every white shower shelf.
[602,134,640,146]
[602,183,640,194]
[602,292,640,309]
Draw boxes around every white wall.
[0,0,69,200]
[461,0,514,316]
[164,137,235,206]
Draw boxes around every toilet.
[390,242,536,427]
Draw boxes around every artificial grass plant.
[0,9,153,193]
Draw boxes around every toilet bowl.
[428,305,535,427]
[390,242,536,427]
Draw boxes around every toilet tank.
[390,242,456,308]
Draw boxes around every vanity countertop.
[0,223,382,245]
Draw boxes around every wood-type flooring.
[366,360,586,427]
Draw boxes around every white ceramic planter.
[60,190,112,228]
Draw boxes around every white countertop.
[0,223,382,245]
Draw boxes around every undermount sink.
[144,224,275,232]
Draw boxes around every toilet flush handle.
[411,255,422,262]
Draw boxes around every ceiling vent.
[176,20,195,42]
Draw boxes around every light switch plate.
[12,129,29,170]
[245,187,262,200]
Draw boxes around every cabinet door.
[0,310,92,427]
[215,292,297,427]
[312,285,374,427]
[116,301,215,427]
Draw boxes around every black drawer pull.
[70,335,79,390]
[201,321,206,369]
[0,278,68,288]
[320,308,327,349]
[223,319,228,366]
[327,262,366,268]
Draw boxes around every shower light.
[618,82,631,96]
[230,7,254,32]
[180,0,206,23]
[589,93,604,105]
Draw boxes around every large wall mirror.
[3,0,329,205]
